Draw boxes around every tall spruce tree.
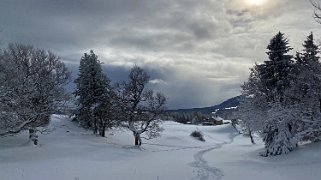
[261,31,293,102]
[240,32,297,156]
[293,32,321,142]
[261,32,296,156]
[74,51,113,136]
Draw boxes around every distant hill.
[166,95,243,116]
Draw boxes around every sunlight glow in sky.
[247,0,266,6]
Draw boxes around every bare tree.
[0,44,70,144]
[116,65,166,146]
[311,0,321,23]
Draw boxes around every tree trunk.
[29,128,38,145]
[100,126,105,137]
[231,119,241,134]
[93,118,98,134]
[134,132,142,146]
[249,129,255,144]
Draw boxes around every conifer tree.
[74,51,114,136]
[293,33,321,142]
[240,32,296,156]
[261,31,293,102]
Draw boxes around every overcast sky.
[1,0,321,109]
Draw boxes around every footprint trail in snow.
[190,130,239,180]
[190,143,225,180]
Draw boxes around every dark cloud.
[1,0,321,109]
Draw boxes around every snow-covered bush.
[261,104,299,156]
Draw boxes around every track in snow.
[190,130,239,180]
[190,143,225,180]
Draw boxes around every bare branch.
[311,0,321,23]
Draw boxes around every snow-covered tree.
[0,44,70,144]
[261,103,300,156]
[74,51,114,136]
[260,31,293,103]
[239,32,297,155]
[292,33,321,142]
[239,65,268,144]
[94,87,117,137]
[116,65,166,146]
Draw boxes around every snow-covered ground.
[1,115,321,180]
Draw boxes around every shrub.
[190,129,205,141]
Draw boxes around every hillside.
[166,95,242,116]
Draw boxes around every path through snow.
[190,129,239,180]
[190,143,225,180]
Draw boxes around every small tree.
[94,87,117,137]
[239,66,268,144]
[0,44,70,144]
[261,103,299,156]
[116,65,166,146]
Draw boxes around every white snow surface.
[1,114,321,180]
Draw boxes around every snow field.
[1,115,321,180]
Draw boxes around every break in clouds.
[1,0,321,108]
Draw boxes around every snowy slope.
[0,115,321,180]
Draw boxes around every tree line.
[0,46,166,146]
[239,32,321,156]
